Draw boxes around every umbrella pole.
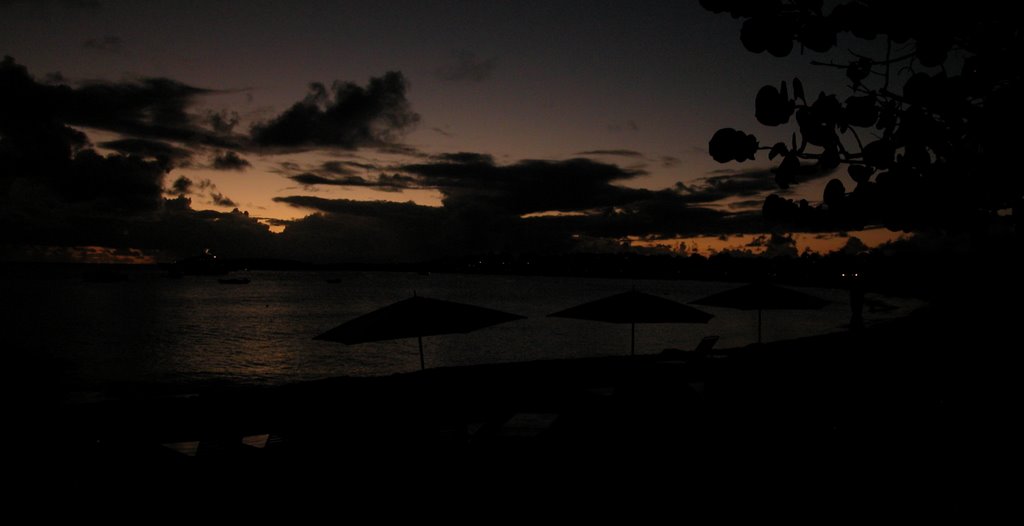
[753,307,761,343]
[631,322,635,356]
[418,335,425,370]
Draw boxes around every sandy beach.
[17,295,1013,512]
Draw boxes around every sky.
[0,0,904,263]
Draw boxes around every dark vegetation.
[702,0,1022,241]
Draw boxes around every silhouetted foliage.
[702,0,1023,234]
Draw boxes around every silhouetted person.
[843,271,865,331]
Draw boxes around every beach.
[21,296,1014,513]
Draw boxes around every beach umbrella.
[547,289,713,356]
[315,295,525,370]
[691,282,828,344]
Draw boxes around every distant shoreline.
[0,253,937,299]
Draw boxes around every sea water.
[5,266,922,398]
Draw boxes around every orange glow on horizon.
[630,227,908,257]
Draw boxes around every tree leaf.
[768,142,789,160]
[709,128,759,163]
[862,140,895,168]
[823,178,846,206]
[755,84,793,126]
[844,95,879,127]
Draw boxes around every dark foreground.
[14,301,1018,514]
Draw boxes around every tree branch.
[845,125,866,153]
[883,37,892,92]
[850,49,916,65]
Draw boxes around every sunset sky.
[0,0,904,263]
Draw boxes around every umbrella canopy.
[548,289,713,355]
[691,282,828,343]
[315,295,525,370]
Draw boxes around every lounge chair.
[659,335,720,360]
[694,335,719,354]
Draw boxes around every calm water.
[6,267,922,398]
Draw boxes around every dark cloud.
[61,149,167,213]
[98,138,192,168]
[288,173,339,186]
[268,154,772,261]
[263,160,773,262]
[373,142,425,157]
[319,161,357,176]
[69,77,227,145]
[434,152,494,164]
[269,190,763,263]
[436,50,497,82]
[279,158,409,191]
[1,56,805,264]
[280,154,660,214]
[83,35,122,53]
[400,155,650,214]
[0,59,169,221]
[250,71,419,150]
[341,160,379,171]
[210,192,237,207]
[576,149,644,158]
[676,169,777,204]
[660,156,682,168]
[0,126,272,260]
[169,175,192,195]
[205,109,240,134]
[431,127,454,137]
[212,151,250,170]
[288,172,414,192]
[259,217,292,228]
[686,162,838,205]
[318,159,381,175]
[530,192,765,239]
[274,195,579,260]
[164,174,237,210]
[1,57,447,263]
[728,199,767,210]
[0,56,235,150]
[5,194,279,261]
[276,161,302,172]
[148,199,276,258]
[274,195,437,218]
[273,197,448,262]
[745,232,798,258]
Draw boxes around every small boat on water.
[218,277,251,285]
